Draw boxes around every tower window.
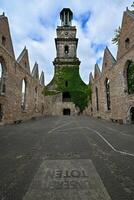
[65,45,69,54]
[125,38,130,49]
[2,36,6,46]
[62,92,71,102]
[65,80,68,87]
[65,12,68,25]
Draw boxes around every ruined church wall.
[0,45,46,124]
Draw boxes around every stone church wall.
[86,9,134,124]
[0,13,46,125]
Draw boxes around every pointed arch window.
[21,79,27,110]
[2,36,6,46]
[0,60,6,95]
[34,87,38,111]
[24,62,27,68]
[127,61,134,94]
[105,78,111,110]
[95,87,99,111]
[125,38,130,49]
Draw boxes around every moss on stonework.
[44,66,92,111]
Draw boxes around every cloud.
[0,0,132,84]
[74,11,91,30]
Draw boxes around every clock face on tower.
[65,32,69,38]
[65,32,68,36]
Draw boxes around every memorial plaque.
[23,159,111,200]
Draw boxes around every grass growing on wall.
[44,66,92,111]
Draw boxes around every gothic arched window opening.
[105,78,111,110]
[105,62,107,67]
[2,36,6,46]
[0,60,6,94]
[127,61,134,94]
[65,45,69,54]
[125,38,130,49]
[21,79,27,110]
[24,62,27,68]
[95,87,99,111]
[34,87,38,111]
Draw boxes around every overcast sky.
[0,0,133,84]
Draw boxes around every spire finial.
[60,8,73,26]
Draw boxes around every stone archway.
[130,107,134,124]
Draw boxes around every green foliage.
[45,66,92,111]
[112,26,121,46]
[131,2,134,13]
[112,2,134,46]
[128,62,134,94]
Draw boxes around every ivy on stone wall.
[44,66,92,111]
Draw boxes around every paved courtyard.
[0,116,134,200]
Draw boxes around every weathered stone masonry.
[86,8,134,124]
[0,13,45,124]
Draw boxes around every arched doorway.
[130,107,134,124]
[63,108,71,116]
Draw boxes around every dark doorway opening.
[130,107,134,124]
[63,108,71,116]
[62,92,71,102]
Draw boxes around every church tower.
[46,8,89,115]
[53,8,80,69]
